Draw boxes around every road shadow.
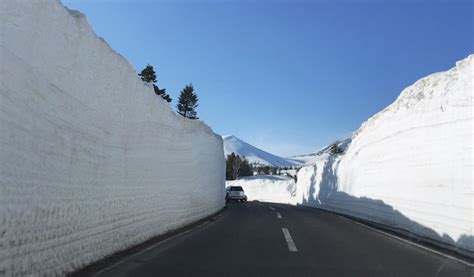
[299,156,473,260]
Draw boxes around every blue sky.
[63,0,473,157]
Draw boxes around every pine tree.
[238,157,253,177]
[139,64,172,103]
[139,64,157,83]
[176,84,199,119]
[272,167,279,175]
[226,153,236,180]
[153,85,172,103]
[263,166,271,175]
[226,153,243,180]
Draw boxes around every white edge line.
[94,218,216,276]
[276,212,282,219]
[282,228,298,252]
[338,215,474,267]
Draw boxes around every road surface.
[92,202,471,277]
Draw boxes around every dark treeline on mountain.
[226,153,301,181]
[255,165,271,175]
[329,143,344,155]
[139,65,199,120]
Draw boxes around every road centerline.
[276,212,282,219]
[269,206,275,211]
[282,228,298,252]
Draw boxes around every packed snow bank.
[296,55,474,256]
[226,176,296,204]
[0,1,225,276]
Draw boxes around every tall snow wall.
[296,55,473,257]
[0,0,225,275]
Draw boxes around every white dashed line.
[269,206,275,211]
[282,228,298,252]
[276,212,282,219]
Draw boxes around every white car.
[225,186,247,203]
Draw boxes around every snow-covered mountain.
[290,138,351,164]
[223,135,303,167]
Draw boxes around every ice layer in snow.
[0,0,225,275]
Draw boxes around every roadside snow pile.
[223,135,303,167]
[296,55,474,256]
[226,176,296,204]
[0,1,224,276]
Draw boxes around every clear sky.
[63,0,473,157]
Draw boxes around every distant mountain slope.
[223,135,303,167]
[290,138,351,164]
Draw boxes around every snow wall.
[226,176,296,204]
[296,55,473,257]
[232,55,473,257]
[0,0,225,276]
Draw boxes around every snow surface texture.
[226,176,296,204]
[223,135,303,167]
[0,1,225,276]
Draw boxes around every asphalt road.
[94,202,472,277]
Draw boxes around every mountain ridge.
[223,135,303,167]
